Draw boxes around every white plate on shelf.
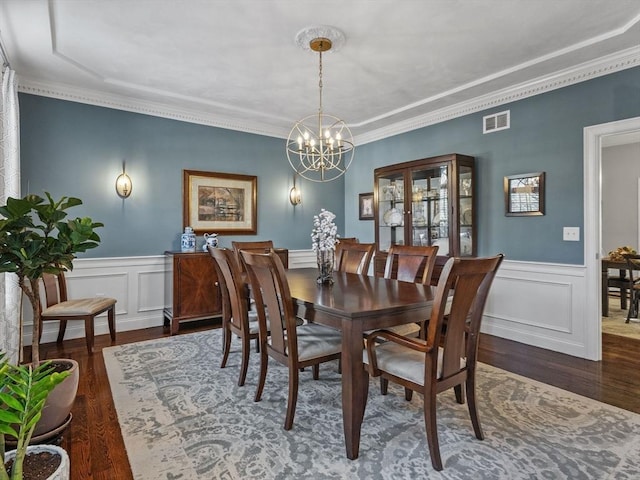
[383,208,403,226]
[462,208,472,225]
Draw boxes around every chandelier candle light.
[287,26,355,183]
[311,208,339,284]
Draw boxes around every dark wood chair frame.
[40,272,116,354]
[624,253,640,323]
[335,242,375,275]
[241,251,342,430]
[365,254,504,471]
[210,247,259,386]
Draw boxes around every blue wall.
[19,95,345,257]
[19,67,640,263]
[345,67,640,264]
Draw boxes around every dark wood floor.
[32,323,640,480]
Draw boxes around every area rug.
[602,296,640,340]
[104,329,640,480]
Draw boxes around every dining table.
[285,267,438,460]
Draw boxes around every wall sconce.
[289,175,302,205]
[115,163,132,198]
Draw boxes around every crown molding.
[354,46,640,145]
[17,46,640,145]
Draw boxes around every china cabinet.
[374,153,476,280]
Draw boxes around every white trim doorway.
[584,116,640,361]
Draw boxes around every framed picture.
[504,172,545,216]
[359,192,374,220]
[183,170,257,234]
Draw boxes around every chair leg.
[56,320,68,343]
[466,370,484,440]
[380,377,388,395]
[220,324,231,368]
[238,334,250,387]
[254,340,268,402]
[107,306,116,343]
[284,365,299,431]
[84,317,95,355]
[454,384,465,404]
[404,387,413,401]
[312,364,319,380]
[424,389,443,471]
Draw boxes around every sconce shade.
[289,185,302,205]
[116,172,132,198]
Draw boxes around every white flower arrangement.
[311,209,339,252]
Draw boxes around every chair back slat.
[426,255,504,381]
[42,272,65,307]
[626,254,640,283]
[210,248,250,334]
[335,242,375,275]
[242,251,297,359]
[383,245,439,284]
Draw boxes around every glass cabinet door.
[410,164,450,255]
[376,171,405,252]
[458,165,473,256]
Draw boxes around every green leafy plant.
[0,352,71,479]
[0,193,103,364]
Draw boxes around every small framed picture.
[183,170,257,234]
[359,192,374,220]
[504,172,545,216]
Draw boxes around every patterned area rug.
[602,296,640,340]
[104,329,640,479]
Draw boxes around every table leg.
[341,321,368,460]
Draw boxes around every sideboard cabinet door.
[164,251,221,334]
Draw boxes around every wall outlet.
[563,227,580,241]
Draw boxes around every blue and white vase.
[181,226,196,253]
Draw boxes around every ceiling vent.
[483,110,510,134]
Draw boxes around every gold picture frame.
[183,170,257,235]
[504,172,545,216]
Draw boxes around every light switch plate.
[563,227,580,241]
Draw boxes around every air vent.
[483,110,510,134]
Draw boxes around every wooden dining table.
[285,268,437,460]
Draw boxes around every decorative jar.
[181,226,196,252]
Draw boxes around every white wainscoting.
[25,254,592,359]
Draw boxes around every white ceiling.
[1,0,640,144]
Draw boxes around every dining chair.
[40,272,117,354]
[232,240,274,271]
[241,250,342,430]
[364,254,504,471]
[335,242,375,275]
[210,247,261,386]
[624,254,640,323]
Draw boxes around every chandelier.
[286,26,355,183]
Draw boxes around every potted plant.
[0,352,71,480]
[0,193,103,439]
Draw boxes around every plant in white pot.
[0,352,71,480]
[0,193,103,439]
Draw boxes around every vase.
[181,226,196,252]
[316,249,334,284]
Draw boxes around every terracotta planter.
[4,445,70,480]
[32,359,79,438]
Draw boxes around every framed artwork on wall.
[504,172,545,216]
[359,192,374,220]
[183,170,257,234]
